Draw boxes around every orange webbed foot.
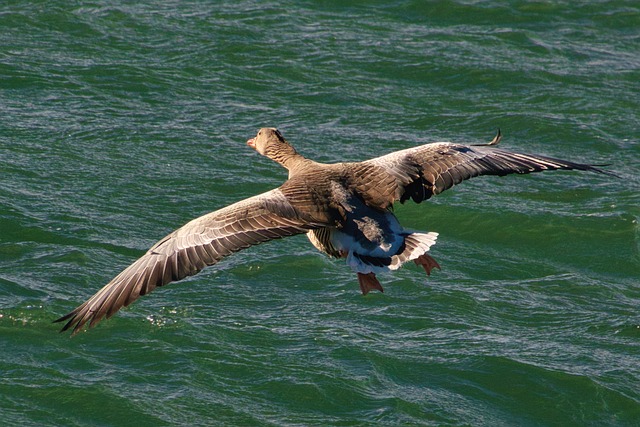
[414,253,441,276]
[357,272,384,295]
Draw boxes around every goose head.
[247,128,300,164]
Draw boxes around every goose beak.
[246,137,256,149]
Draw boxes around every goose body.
[56,128,612,334]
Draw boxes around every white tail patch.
[345,231,439,275]
[388,232,439,270]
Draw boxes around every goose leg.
[414,253,441,276]
[357,272,384,295]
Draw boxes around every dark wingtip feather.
[53,312,79,334]
[54,304,94,335]
[53,313,70,324]
[583,164,620,178]
[53,311,75,329]
[547,158,619,178]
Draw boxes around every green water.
[1,1,639,425]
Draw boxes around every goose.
[56,128,612,334]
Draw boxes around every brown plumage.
[55,128,613,334]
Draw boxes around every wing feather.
[363,136,614,206]
[55,187,328,334]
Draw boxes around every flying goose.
[56,128,612,334]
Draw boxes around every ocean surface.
[1,1,639,425]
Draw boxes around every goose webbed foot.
[414,253,441,276]
[357,272,384,295]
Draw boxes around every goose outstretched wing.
[55,187,329,334]
[357,131,613,207]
